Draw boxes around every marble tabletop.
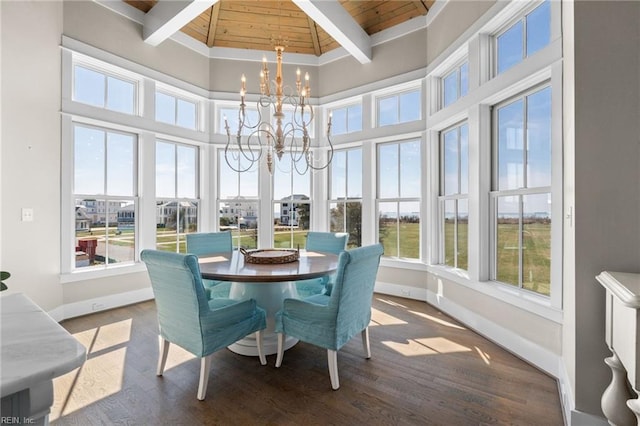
[1,293,86,397]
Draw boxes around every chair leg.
[157,337,170,376]
[361,327,371,359]
[197,355,213,401]
[256,330,266,366]
[275,333,285,368]
[327,349,339,390]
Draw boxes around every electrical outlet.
[21,208,34,222]
[92,303,105,311]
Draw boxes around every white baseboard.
[557,362,609,426]
[48,287,154,321]
[374,281,428,301]
[425,287,559,377]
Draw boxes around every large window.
[496,0,551,74]
[377,139,421,259]
[156,91,197,130]
[440,123,469,269]
[443,62,469,108]
[492,85,551,295]
[73,64,136,114]
[273,153,311,248]
[329,104,362,135]
[218,149,259,249]
[377,89,421,127]
[73,124,137,269]
[155,141,199,252]
[329,148,362,248]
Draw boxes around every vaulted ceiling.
[124,1,434,63]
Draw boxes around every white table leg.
[227,281,299,356]
[602,353,636,426]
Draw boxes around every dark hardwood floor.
[51,295,564,425]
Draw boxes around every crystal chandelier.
[224,41,333,174]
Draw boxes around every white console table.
[1,293,86,425]
[597,271,640,426]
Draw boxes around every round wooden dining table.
[198,249,339,356]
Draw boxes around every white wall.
[1,1,64,312]
[564,0,640,419]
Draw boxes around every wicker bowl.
[239,248,300,264]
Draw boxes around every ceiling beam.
[307,17,322,57]
[292,0,372,64]
[143,0,219,47]
[206,3,221,47]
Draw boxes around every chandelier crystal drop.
[224,42,333,174]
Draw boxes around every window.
[273,153,311,248]
[155,141,199,252]
[377,139,421,259]
[73,124,137,269]
[442,62,469,108]
[440,123,469,269]
[329,104,362,135]
[73,65,136,114]
[496,1,551,74]
[219,149,259,249]
[329,148,362,248]
[156,91,197,129]
[219,106,260,136]
[492,85,551,295]
[377,89,421,127]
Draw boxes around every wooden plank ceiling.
[124,0,433,56]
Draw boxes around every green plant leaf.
[1,271,10,281]
[0,282,7,291]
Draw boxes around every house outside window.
[329,148,362,248]
[218,149,259,249]
[273,153,311,248]
[73,124,137,269]
[155,140,199,252]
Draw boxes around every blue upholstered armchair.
[296,231,349,298]
[186,231,233,299]
[275,243,384,390]
[141,249,267,400]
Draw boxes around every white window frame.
[70,122,139,272]
[438,121,469,269]
[376,138,422,260]
[154,139,201,253]
[328,103,363,136]
[493,0,551,76]
[217,147,261,250]
[72,54,142,116]
[328,147,363,247]
[441,60,469,109]
[490,83,552,295]
[155,83,203,131]
[374,81,423,128]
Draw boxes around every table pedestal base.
[228,280,299,356]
